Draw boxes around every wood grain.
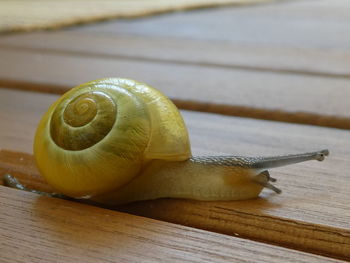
[0,88,349,259]
[0,88,57,153]
[1,1,349,261]
[76,0,350,49]
[4,186,344,263]
[0,0,271,33]
[1,0,350,129]
[1,48,350,129]
[1,31,350,78]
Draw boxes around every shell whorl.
[51,91,116,150]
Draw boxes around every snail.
[4,78,329,205]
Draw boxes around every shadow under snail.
[4,78,329,205]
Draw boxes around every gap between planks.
[0,88,349,260]
[1,35,350,79]
[1,0,350,130]
[0,0,278,34]
[0,47,350,129]
[1,80,350,130]
[74,0,350,50]
[1,148,350,261]
[3,186,346,263]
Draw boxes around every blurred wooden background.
[0,0,349,262]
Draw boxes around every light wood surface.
[1,30,350,78]
[0,0,270,33]
[1,1,350,129]
[77,0,350,49]
[1,88,349,259]
[1,1,350,261]
[1,48,350,129]
[4,186,343,263]
[70,0,350,76]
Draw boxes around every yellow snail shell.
[34,78,190,198]
[33,78,329,205]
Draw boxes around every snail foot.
[2,174,69,199]
[3,174,26,190]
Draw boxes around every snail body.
[33,78,329,205]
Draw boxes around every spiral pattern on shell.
[34,78,191,198]
[51,91,117,150]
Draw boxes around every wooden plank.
[1,31,350,78]
[75,0,350,49]
[4,187,344,263]
[0,0,273,34]
[0,88,349,259]
[0,88,57,153]
[1,49,350,129]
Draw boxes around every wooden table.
[0,0,349,262]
